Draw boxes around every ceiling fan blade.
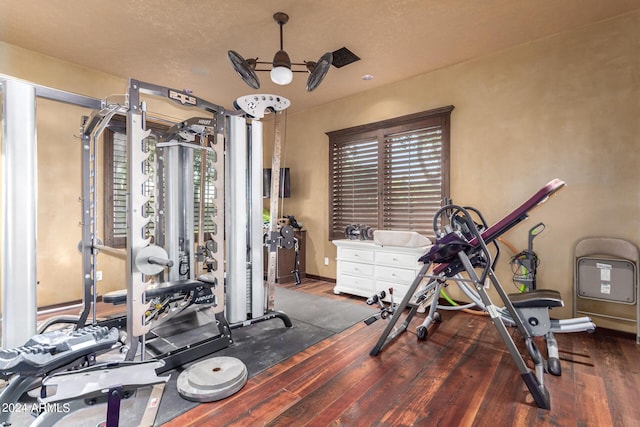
[228,50,260,89]
[306,52,333,92]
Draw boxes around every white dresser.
[333,239,430,302]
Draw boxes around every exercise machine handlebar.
[92,244,127,259]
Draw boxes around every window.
[328,106,453,241]
[193,147,218,240]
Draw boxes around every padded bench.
[508,289,564,309]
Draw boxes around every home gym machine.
[78,80,293,370]
[0,75,294,424]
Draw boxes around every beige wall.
[1,11,639,332]
[273,11,640,330]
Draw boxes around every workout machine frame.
[1,74,104,348]
[0,74,294,424]
[369,179,591,409]
[75,79,292,371]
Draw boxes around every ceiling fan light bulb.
[271,66,293,85]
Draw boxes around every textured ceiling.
[1,0,640,113]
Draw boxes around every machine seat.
[508,289,564,308]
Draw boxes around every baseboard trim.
[305,274,336,283]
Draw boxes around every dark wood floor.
[160,278,640,427]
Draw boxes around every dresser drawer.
[375,251,420,268]
[340,260,374,277]
[339,247,375,263]
[375,265,417,284]
[336,274,375,296]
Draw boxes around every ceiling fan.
[227,12,333,92]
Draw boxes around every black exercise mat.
[154,287,376,425]
[273,286,376,334]
[18,286,376,426]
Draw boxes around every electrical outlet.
[484,277,490,289]
[324,257,330,266]
[96,271,103,281]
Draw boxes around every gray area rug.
[16,286,376,426]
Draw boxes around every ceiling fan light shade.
[272,49,291,68]
[270,66,293,85]
[227,50,260,89]
[271,49,293,85]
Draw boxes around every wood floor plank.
[300,341,412,425]
[268,319,427,425]
[591,333,640,426]
[333,312,478,425]
[529,335,578,426]
[280,324,384,397]
[100,278,639,427]
[419,324,505,426]
[574,369,615,427]
[384,315,502,426]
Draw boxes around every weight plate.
[134,245,171,276]
[345,224,357,239]
[177,356,248,402]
